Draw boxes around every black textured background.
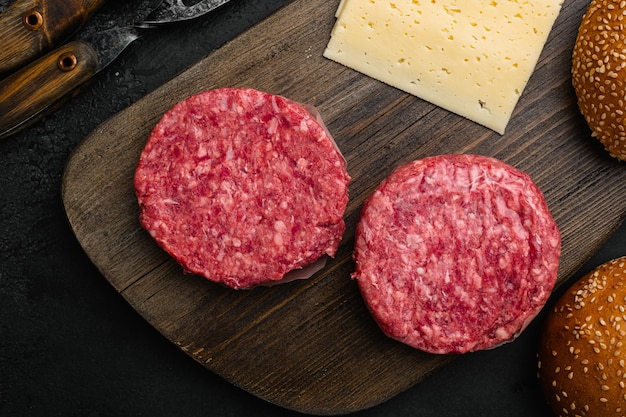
[1,1,625,416]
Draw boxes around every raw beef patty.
[134,88,351,289]
[353,154,561,353]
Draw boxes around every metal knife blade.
[139,0,231,27]
[0,0,108,77]
[0,0,233,139]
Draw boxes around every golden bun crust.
[537,256,626,417]
[572,0,626,161]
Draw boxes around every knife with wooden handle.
[0,27,139,138]
[0,0,107,76]
[0,39,104,138]
[0,0,233,139]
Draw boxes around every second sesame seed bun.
[537,256,626,417]
[572,0,626,161]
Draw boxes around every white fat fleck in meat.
[499,255,510,270]
[197,144,208,158]
[193,160,212,176]
[218,96,229,111]
[274,220,287,233]
[299,119,309,133]
[495,327,510,339]
[405,233,421,247]
[267,117,279,135]
[196,196,210,207]
[271,96,281,113]
[297,158,308,170]
[225,145,234,161]
[220,180,233,191]
[470,271,483,289]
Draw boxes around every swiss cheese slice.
[323,0,563,134]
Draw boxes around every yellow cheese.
[323,0,563,134]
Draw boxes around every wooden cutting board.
[62,0,626,414]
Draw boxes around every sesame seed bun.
[572,0,626,161]
[537,256,626,417]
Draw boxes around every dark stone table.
[1,1,625,416]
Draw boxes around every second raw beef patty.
[353,154,561,354]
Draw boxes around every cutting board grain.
[62,0,626,414]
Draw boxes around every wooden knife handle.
[0,40,99,139]
[0,0,107,76]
